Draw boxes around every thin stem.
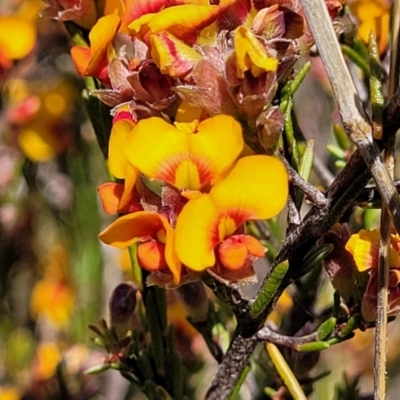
[374,2,400,399]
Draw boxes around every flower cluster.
[99,114,288,286]
[51,0,344,287]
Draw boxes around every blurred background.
[1,1,400,399]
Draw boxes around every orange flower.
[175,155,288,271]
[99,211,181,284]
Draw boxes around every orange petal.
[175,194,219,270]
[98,182,125,214]
[121,0,166,32]
[70,13,120,76]
[99,211,181,283]
[0,17,36,60]
[125,115,243,190]
[234,25,278,78]
[150,31,202,77]
[218,237,248,270]
[245,235,265,257]
[137,241,168,271]
[210,155,288,222]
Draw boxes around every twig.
[281,157,328,208]
[374,3,400,399]
[313,155,335,187]
[301,0,400,234]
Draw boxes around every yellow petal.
[0,17,36,60]
[175,100,204,122]
[125,115,244,190]
[175,195,219,270]
[130,4,220,43]
[234,25,278,78]
[345,229,380,272]
[71,13,120,76]
[109,119,135,178]
[150,31,202,77]
[118,162,140,210]
[211,155,288,221]
[349,0,389,21]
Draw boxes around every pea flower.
[175,155,288,276]
[346,229,400,321]
[99,211,182,285]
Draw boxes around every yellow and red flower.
[346,229,400,321]
[124,114,244,191]
[175,155,288,272]
[99,211,181,283]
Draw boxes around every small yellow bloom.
[345,229,400,272]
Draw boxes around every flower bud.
[176,282,209,323]
[109,282,138,339]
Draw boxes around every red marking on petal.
[157,153,215,188]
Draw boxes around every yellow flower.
[124,115,244,191]
[345,229,400,272]
[175,155,288,271]
[348,0,390,54]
